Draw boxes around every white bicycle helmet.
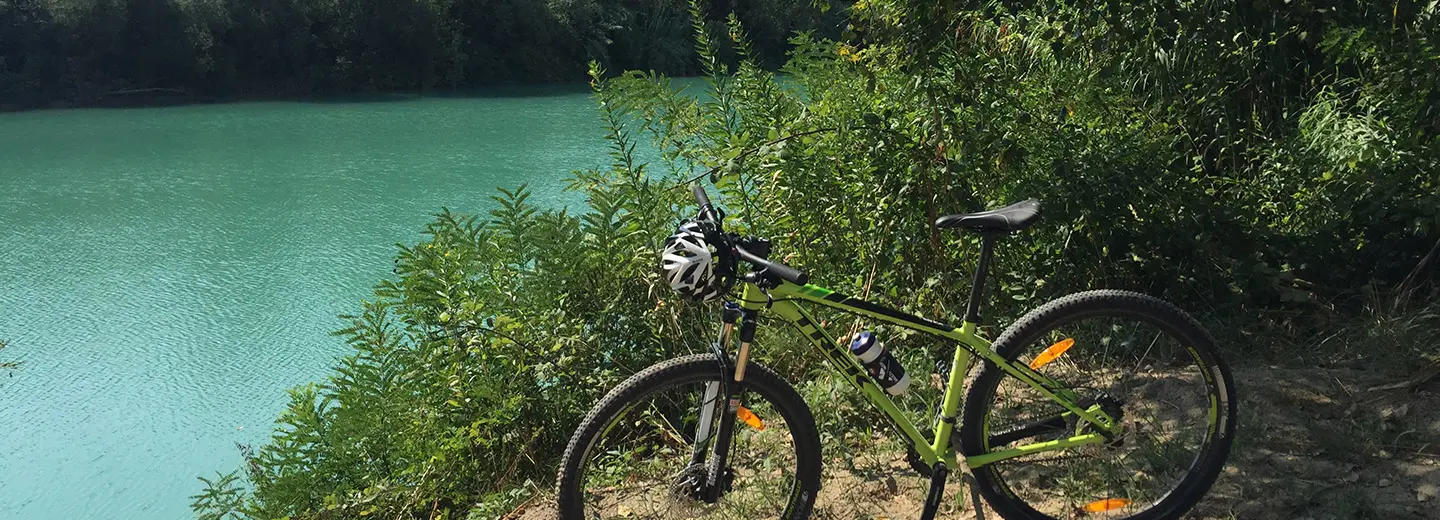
[661,220,725,301]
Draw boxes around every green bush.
[195,1,1438,517]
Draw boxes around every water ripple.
[0,94,601,520]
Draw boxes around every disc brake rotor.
[670,463,734,503]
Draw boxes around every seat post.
[963,233,999,325]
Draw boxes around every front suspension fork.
[693,303,755,502]
[691,303,740,467]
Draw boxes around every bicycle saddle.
[934,199,1041,233]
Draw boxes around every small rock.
[1343,471,1361,483]
[1379,478,1393,488]
[1382,403,1411,421]
[1416,483,1438,502]
[1378,449,1393,459]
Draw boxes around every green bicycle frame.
[733,281,1119,469]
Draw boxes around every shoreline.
[0,79,602,114]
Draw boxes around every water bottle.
[849,331,910,396]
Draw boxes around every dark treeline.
[0,0,842,110]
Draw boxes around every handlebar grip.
[735,245,809,286]
[691,184,715,220]
[763,260,809,286]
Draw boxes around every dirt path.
[1198,367,1440,519]
[514,367,1440,519]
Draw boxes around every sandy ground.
[512,366,1440,519]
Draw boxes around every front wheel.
[960,290,1237,520]
[556,354,823,519]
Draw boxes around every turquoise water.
[0,89,608,519]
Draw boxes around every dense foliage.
[194,1,1438,518]
[0,0,843,110]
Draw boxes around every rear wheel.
[557,354,822,519]
[960,290,1236,520]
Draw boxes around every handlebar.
[734,244,809,285]
[690,183,809,286]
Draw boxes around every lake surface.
[0,88,610,519]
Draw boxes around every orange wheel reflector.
[1029,338,1076,370]
[737,405,766,431]
[1082,498,1132,513]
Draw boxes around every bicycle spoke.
[577,378,799,519]
[979,312,1220,519]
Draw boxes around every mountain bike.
[555,184,1237,519]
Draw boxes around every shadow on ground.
[1196,368,1440,520]
[512,367,1440,519]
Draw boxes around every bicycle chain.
[992,395,1130,468]
[984,413,1098,467]
[994,451,1097,466]
[978,396,1116,468]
